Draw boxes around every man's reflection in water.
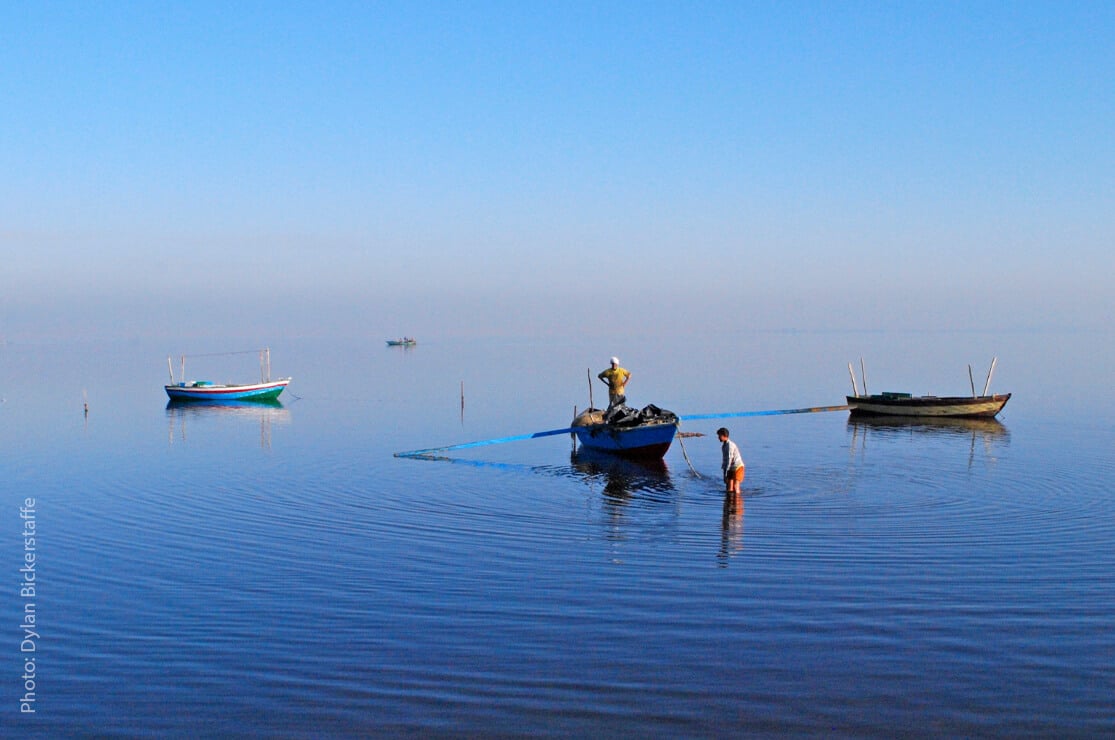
[718,491,744,566]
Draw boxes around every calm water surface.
[2,330,1113,736]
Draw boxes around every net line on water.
[394,404,849,458]
[678,404,850,421]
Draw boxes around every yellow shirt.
[598,366,630,398]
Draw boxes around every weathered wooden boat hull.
[846,392,1010,418]
[572,421,678,460]
[165,378,291,402]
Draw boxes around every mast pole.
[982,357,998,396]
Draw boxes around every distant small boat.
[846,392,1011,418]
[570,404,679,460]
[165,348,291,402]
[386,338,417,346]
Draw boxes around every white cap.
[610,357,620,365]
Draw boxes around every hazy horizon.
[3,3,1112,343]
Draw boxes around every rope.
[175,348,270,359]
[395,426,577,458]
[680,404,849,421]
[674,425,701,478]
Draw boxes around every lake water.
[3,329,1113,736]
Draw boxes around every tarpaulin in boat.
[574,404,679,428]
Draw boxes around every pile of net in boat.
[572,403,679,428]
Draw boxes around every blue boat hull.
[573,421,677,460]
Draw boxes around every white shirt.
[721,438,744,473]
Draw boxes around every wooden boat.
[166,378,291,402]
[165,348,291,402]
[570,405,679,460]
[846,357,1010,418]
[386,338,417,346]
[846,391,1010,418]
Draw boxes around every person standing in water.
[597,357,631,410]
[717,427,745,494]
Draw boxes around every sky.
[2,1,1112,341]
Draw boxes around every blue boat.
[570,405,679,460]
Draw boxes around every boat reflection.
[569,448,675,503]
[848,415,1010,469]
[569,448,679,556]
[165,399,291,447]
[848,415,1010,441]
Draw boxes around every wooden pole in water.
[860,358,868,396]
[848,363,859,397]
[982,357,998,396]
[168,356,174,384]
[968,364,977,398]
[587,368,594,409]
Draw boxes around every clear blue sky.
[2,1,1112,340]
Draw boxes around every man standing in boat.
[717,427,745,494]
[597,357,631,410]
